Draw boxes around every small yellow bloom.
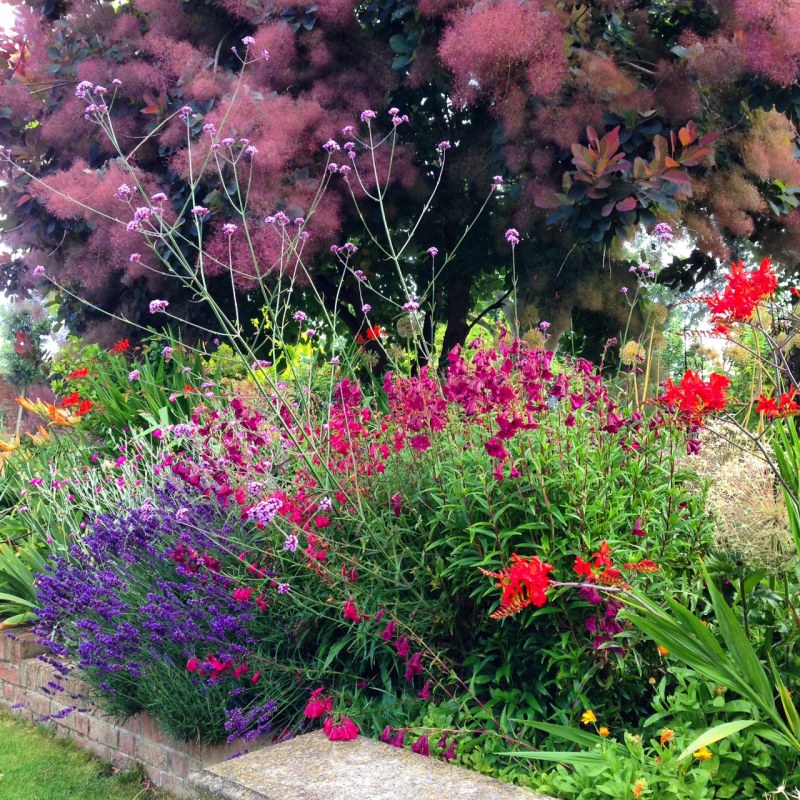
[659,728,674,746]
[647,676,656,685]
[693,746,712,760]
[657,645,669,656]
[581,709,597,725]
[633,778,647,798]
[598,726,609,737]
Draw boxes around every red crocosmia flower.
[479,554,554,619]
[109,338,130,353]
[704,258,778,332]
[76,400,93,417]
[624,559,660,573]
[323,715,360,741]
[658,370,729,422]
[59,392,81,409]
[592,541,613,569]
[756,391,800,419]
[574,556,594,579]
[68,367,89,380]
[186,657,199,672]
[303,688,333,719]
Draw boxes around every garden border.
[0,628,268,798]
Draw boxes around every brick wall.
[0,629,269,798]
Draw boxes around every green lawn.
[0,711,171,800]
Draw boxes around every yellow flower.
[633,778,647,798]
[693,746,712,760]
[657,645,669,656]
[598,726,609,737]
[659,728,674,746]
[581,710,596,725]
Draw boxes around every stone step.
[190,730,557,800]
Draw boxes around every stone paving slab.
[190,730,557,800]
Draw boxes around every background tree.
[1,0,800,359]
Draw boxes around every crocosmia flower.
[657,370,729,423]
[704,258,778,333]
[479,553,554,619]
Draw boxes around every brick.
[137,737,170,773]
[2,682,28,706]
[89,717,120,750]
[0,662,20,685]
[148,769,193,799]
[28,693,52,719]
[118,729,141,759]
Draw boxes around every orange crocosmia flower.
[657,645,669,656]
[624,559,659,573]
[658,370,729,422]
[597,568,631,589]
[705,258,778,332]
[479,553,554,620]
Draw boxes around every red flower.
[186,657,199,672]
[68,367,89,380]
[658,370,729,422]
[574,556,594,579]
[480,553,554,619]
[592,541,613,569]
[109,338,130,353]
[232,587,253,603]
[705,258,778,332]
[76,399,93,417]
[756,391,800,419]
[59,392,81,409]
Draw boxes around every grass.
[0,710,172,800]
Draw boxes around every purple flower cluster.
[34,487,295,743]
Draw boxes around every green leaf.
[677,720,759,761]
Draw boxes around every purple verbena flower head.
[361,304,371,314]
[653,222,673,243]
[191,206,209,217]
[360,109,377,123]
[293,310,308,322]
[178,105,194,121]
[436,140,451,152]
[75,80,94,99]
[222,223,238,236]
[33,265,46,277]
[323,139,341,152]
[149,299,169,314]
[426,247,438,257]
[504,228,520,246]
[242,36,255,46]
[129,253,141,262]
